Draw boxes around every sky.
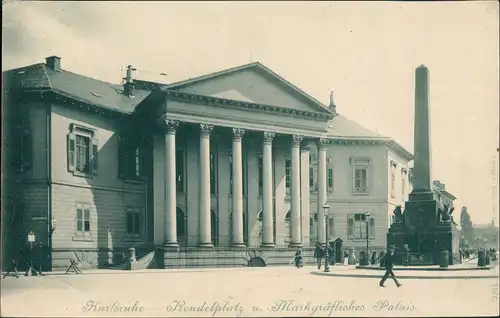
[2,1,499,225]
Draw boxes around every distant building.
[473,222,499,249]
[2,56,412,270]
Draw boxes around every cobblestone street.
[2,265,499,317]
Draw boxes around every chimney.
[123,65,135,97]
[45,56,61,71]
[329,90,337,114]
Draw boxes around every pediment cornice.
[162,90,334,120]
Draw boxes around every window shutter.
[67,133,76,172]
[347,215,354,239]
[369,218,375,239]
[91,137,98,176]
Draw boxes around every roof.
[2,63,150,114]
[326,114,387,140]
[164,61,333,115]
[326,114,413,160]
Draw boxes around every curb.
[355,266,495,271]
[310,271,500,280]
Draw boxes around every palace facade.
[2,56,412,270]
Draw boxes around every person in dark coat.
[403,244,410,266]
[294,248,303,268]
[313,242,324,269]
[328,244,335,265]
[379,245,402,287]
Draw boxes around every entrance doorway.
[211,209,218,247]
[176,207,187,246]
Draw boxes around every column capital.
[263,131,276,145]
[301,141,315,151]
[291,135,303,147]
[232,128,246,142]
[200,124,214,138]
[317,138,328,150]
[164,120,179,134]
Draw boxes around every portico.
[145,65,335,254]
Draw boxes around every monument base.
[387,199,460,266]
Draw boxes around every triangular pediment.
[165,62,332,115]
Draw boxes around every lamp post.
[365,211,370,265]
[323,202,330,272]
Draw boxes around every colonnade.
[163,119,328,248]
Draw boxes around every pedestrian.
[294,248,303,268]
[314,242,324,269]
[379,245,402,288]
[328,244,335,265]
[403,244,410,266]
[343,250,349,266]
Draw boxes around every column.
[164,120,179,247]
[317,138,327,246]
[261,131,275,248]
[198,124,214,248]
[289,134,303,247]
[300,142,312,246]
[231,128,245,247]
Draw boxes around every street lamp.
[323,202,331,272]
[365,211,371,265]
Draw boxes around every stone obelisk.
[410,65,433,201]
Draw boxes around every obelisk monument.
[386,65,460,265]
[410,65,434,200]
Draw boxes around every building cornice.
[325,138,413,161]
[162,89,334,120]
[12,88,130,119]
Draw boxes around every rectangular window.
[76,135,90,173]
[347,213,373,239]
[354,168,368,189]
[126,208,142,236]
[327,167,334,192]
[210,152,217,195]
[242,154,247,196]
[401,169,407,199]
[390,162,397,198]
[285,159,291,196]
[328,217,335,238]
[351,158,370,193]
[229,154,233,195]
[309,167,314,187]
[76,204,91,234]
[118,135,142,181]
[176,150,184,192]
[258,157,263,196]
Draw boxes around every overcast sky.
[3,1,499,225]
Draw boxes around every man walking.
[314,242,324,270]
[379,245,402,287]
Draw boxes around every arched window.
[211,209,218,247]
[257,210,263,238]
[284,210,291,243]
[176,207,187,246]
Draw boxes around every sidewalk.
[311,264,500,280]
[2,264,358,277]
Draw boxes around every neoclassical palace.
[2,56,412,270]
